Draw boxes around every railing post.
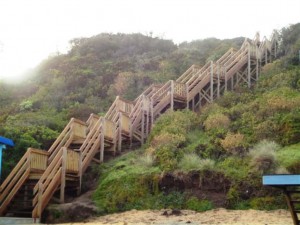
[170,80,174,110]
[247,44,251,88]
[217,63,220,98]
[185,83,189,109]
[141,95,145,145]
[100,118,105,162]
[150,98,154,126]
[210,61,214,102]
[118,112,122,152]
[224,66,227,92]
[38,182,43,219]
[78,150,82,195]
[60,147,67,203]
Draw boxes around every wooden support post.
[192,98,195,111]
[217,64,220,98]
[224,67,227,92]
[78,150,82,195]
[247,45,251,88]
[145,106,149,138]
[170,80,174,111]
[118,112,122,152]
[129,121,132,150]
[283,188,298,225]
[256,46,259,81]
[100,118,105,162]
[141,96,145,145]
[274,41,277,58]
[60,147,67,203]
[210,61,213,102]
[38,183,43,219]
[150,98,154,125]
[186,83,189,109]
[265,49,268,65]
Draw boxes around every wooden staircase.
[0,31,279,222]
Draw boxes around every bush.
[277,143,300,173]
[178,153,215,172]
[138,154,155,168]
[186,197,213,211]
[203,113,230,131]
[220,132,246,155]
[248,140,280,174]
[217,157,249,182]
[250,196,286,210]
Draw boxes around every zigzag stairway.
[0,32,278,223]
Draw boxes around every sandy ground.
[53,208,293,225]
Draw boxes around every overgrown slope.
[92,24,300,213]
[92,60,300,214]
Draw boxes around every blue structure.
[263,174,300,186]
[263,174,300,225]
[0,136,14,180]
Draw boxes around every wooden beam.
[141,104,145,145]
[100,118,105,162]
[210,61,213,102]
[170,80,174,111]
[247,45,251,88]
[60,147,67,203]
[118,112,122,152]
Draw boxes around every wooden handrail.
[0,149,30,193]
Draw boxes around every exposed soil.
[159,171,231,207]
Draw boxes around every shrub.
[248,140,280,174]
[178,153,215,172]
[203,113,230,131]
[186,197,213,211]
[250,196,286,210]
[138,154,155,168]
[217,157,249,181]
[220,132,246,155]
[277,143,300,173]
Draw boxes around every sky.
[0,0,299,83]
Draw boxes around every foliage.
[277,143,300,173]
[178,153,215,172]
[248,140,280,175]
[186,197,213,211]
[249,196,286,210]
[220,132,247,155]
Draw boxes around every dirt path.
[53,208,292,225]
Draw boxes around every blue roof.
[0,136,14,147]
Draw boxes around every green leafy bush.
[277,143,300,173]
[221,132,247,155]
[178,153,215,172]
[186,197,213,211]
[249,140,280,174]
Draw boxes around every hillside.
[0,23,300,223]
[89,24,300,216]
[0,33,244,178]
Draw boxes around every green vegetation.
[92,23,300,213]
[1,23,300,213]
